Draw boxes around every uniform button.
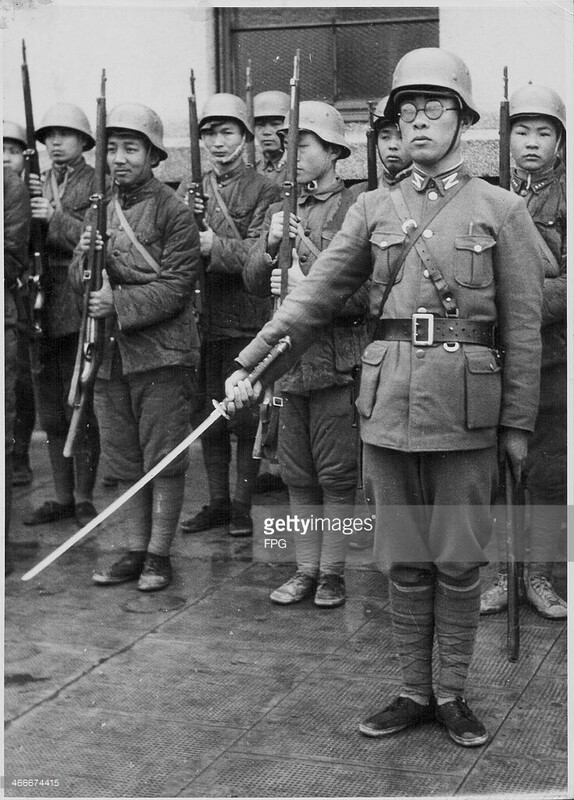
[300,254,308,263]
[379,240,388,249]
[417,307,427,313]
[422,229,433,238]
[112,250,120,257]
[305,229,311,236]
[548,220,554,226]
[473,244,482,253]
[118,225,124,231]
[428,190,438,201]
[520,189,528,197]
[215,206,221,212]
[415,349,425,359]
[423,269,430,278]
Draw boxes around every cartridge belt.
[374,315,496,347]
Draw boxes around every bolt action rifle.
[188,68,206,327]
[253,50,300,461]
[20,39,46,361]
[63,70,107,458]
[245,59,256,168]
[499,66,511,191]
[366,100,378,190]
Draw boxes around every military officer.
[224,48,549,747]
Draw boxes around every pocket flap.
[465,349,500,375]
[369,232,406,250]
[455,235,496,254]
[361,341,388,366]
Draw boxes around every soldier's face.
[293,131,337,184]
[254,117,284,153]
[44,127,85,166]
[376,124,411,175]
[3,140,25,175]
[398,93,463,168]
[107,134,153,187]
[510,117,559,173]
[201,120,244,162]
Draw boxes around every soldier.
[224,48,549,747]
[253,90,290,186]
[3,121,36,487]
[373,95,413,187]
[70,103,201,591]
[179,93,280,537]
[4,166,31,574]
[244,101,370,607]
[23,104,100,529]
[481,85,567,619]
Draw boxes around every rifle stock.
[499,66,511,191]
[245,59,256,167]
[278,50,301,302]
[188,68,206,326]
[366,100,378,191]
[64,69,107,458]
[21,39,46,344]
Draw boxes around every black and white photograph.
[2,1,571,797]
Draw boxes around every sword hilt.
[246,335,292,385]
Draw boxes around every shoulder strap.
[113,195,161,275]
[208,172,243,240]
[386,177,471,317]
[295,222,322,259]
[48,170,66,212]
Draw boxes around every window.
[216,8,439,121]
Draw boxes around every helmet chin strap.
[210,135,246,169]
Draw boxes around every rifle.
[504,460,521,662]
[63,70,107,458]
[366,100,378,190]
[21,39,46,348]
[252,50,300,461]
[499,66,511,191]
[188,68,206,324]
[245,59,256,167]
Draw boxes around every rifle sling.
[113,196,161,275]
[49,169,68,212]
[208,173,243,240]
[377,178,470,320]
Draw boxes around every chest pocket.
[454,235,495,288]
[370,231,406,285]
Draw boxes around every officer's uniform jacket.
[200,162,280,341]
[70,175,201,377]
[512,164,566,369]
[43,156,96,338]
[236,165,548,453]
[4,167,30,330]
[379,164,412,189]
[244,176,370,393]
[256,152,287,188]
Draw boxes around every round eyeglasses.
[398,100,459,123]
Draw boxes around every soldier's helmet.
[509,84,566,135]
[106,103,168,162]
[279,101,351,159]
[372,95,398,132]
[253,91,290,120]
[36,103,95,150]
[199,94,254,139]
[3,121,27,149]
[385,48,480,125]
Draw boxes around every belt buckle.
[412,313,434,346]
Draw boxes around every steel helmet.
[36,103,95,150]
[509,84,566,134]
[199,94,254,139]
[279,101,351,159]
[372,95,398,132]
[3,121,27,149]
[386,48,480,125]
[106,103,168,161]
[253,91,290,120]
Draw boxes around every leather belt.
[374,315,496,347]
[332,315,366,328]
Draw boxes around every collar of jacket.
[382,164,412,187]
[115,174,157,208]
[259,150,287,172]
[511,165,556,195]
[411,161,465,195]
[297,175,345,206]
[209,161,246,187]
[50,154,85,180]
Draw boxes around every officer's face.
[510,117,559,173]
[254,117,284,153]
[44,127,86,166]
[201,120,244,162]
[3,140,25,175]
[292,131,337,184]
[107,134,153,187]
[398,94,463,169]
[376,124,411,175]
